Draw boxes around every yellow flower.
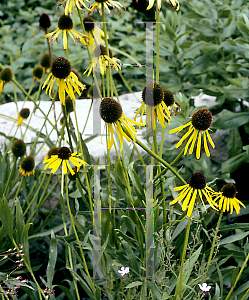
[214,183,245,214]
[45,14,89,50]
[43,147,59,163]
[169,108,215,160]
[44,146,87,175]
[17,108,30,127]
[0,68,12,92]
[83,16,105,51]
[19,156,35,177]
[85,45,122,76]
[89,0,125,15]
[58,0,90,16]
[170,172,218,217]
[42,57,85,105]
[147,0,179,11]
[100,97,145,152]
[134,82,171,130]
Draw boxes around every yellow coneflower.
[57,0,89,16]
[134,82,171,130]
[11,139,26,158]
[40,54,51,72]
[19,156,35,177]
[42,57,85,105]
[170,172,218,217]
[33,66,44,81]
[100,97,145,152]
[169,108,215,159]
[0,68,12,92]
[214,183,245,214]
[43,146,87,175]
[147,0,179,11]
[85,45,122,76]
[43,147,59,163]
[45,14,89,50]
[89,0,125,15]
[83,16,105,51]
[17,108,30,127]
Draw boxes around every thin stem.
[3,157,17,197]
[206,210,223,274]
[155,7,160,84]
[178,216,191,299]
[127,130,186,185]
[65,175,95,293]
[225,252,249,300]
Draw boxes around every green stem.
[60,174,80,300]
[3,157,17,197]
[76,6,92,63]
[153,148,184,183]
[177,216,191,299]
[155,7,160,84]
[130,131,186,185]
[65,174,95,293]
[241,288,249,300]
[23,170,48,216]
[224,252,249,300]
[82,99,93,135]
[206,210,223,274]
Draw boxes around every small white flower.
[198,283,211,292]
[118,267,129,276]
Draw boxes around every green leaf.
[219,231,249,246]
[125,281,142,289]
[227,128,243,157]
[176,245,203,295]
[221,152,249,173]
[212,110,249,130]
[236,21,249,37]
[15,200,25,245]
[232,266,240,286]
[21,223,32,266]
[0,196,13,239]
[46,231,57,287]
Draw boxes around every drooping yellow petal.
[169,121,191,134]
[175,126,194,148]
[206,130,215,148]
[147,0,155,10]
[66,160,75,175]
[182,188,193,211]
[196,131,202,159]
[187,189,197,217]
[189,129,198,155]
[63,30,68,49]
[203,131,210,157]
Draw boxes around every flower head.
[87,84,100,99]
[100,97,145,151]
[135,82,171,130]
[19,156,35,177]
[118,267,129,276]
[39,13,51,31]
[147,0,179,11]
[42,57,85,105]
[170,172,218,217]
[85,45,122,76]
[11,140,26,158]
[57,0,90,16]
[40,54,51,71]
[45,14,89,50]
[43,146,87,175]
[17,108,30,127]
[0,68,12,92]
[214,183,245,214]
[33,66,44,81]
[169,108,215,159]
[43,147,59,163]
[83,16,105,51]
[89,0,125,15]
